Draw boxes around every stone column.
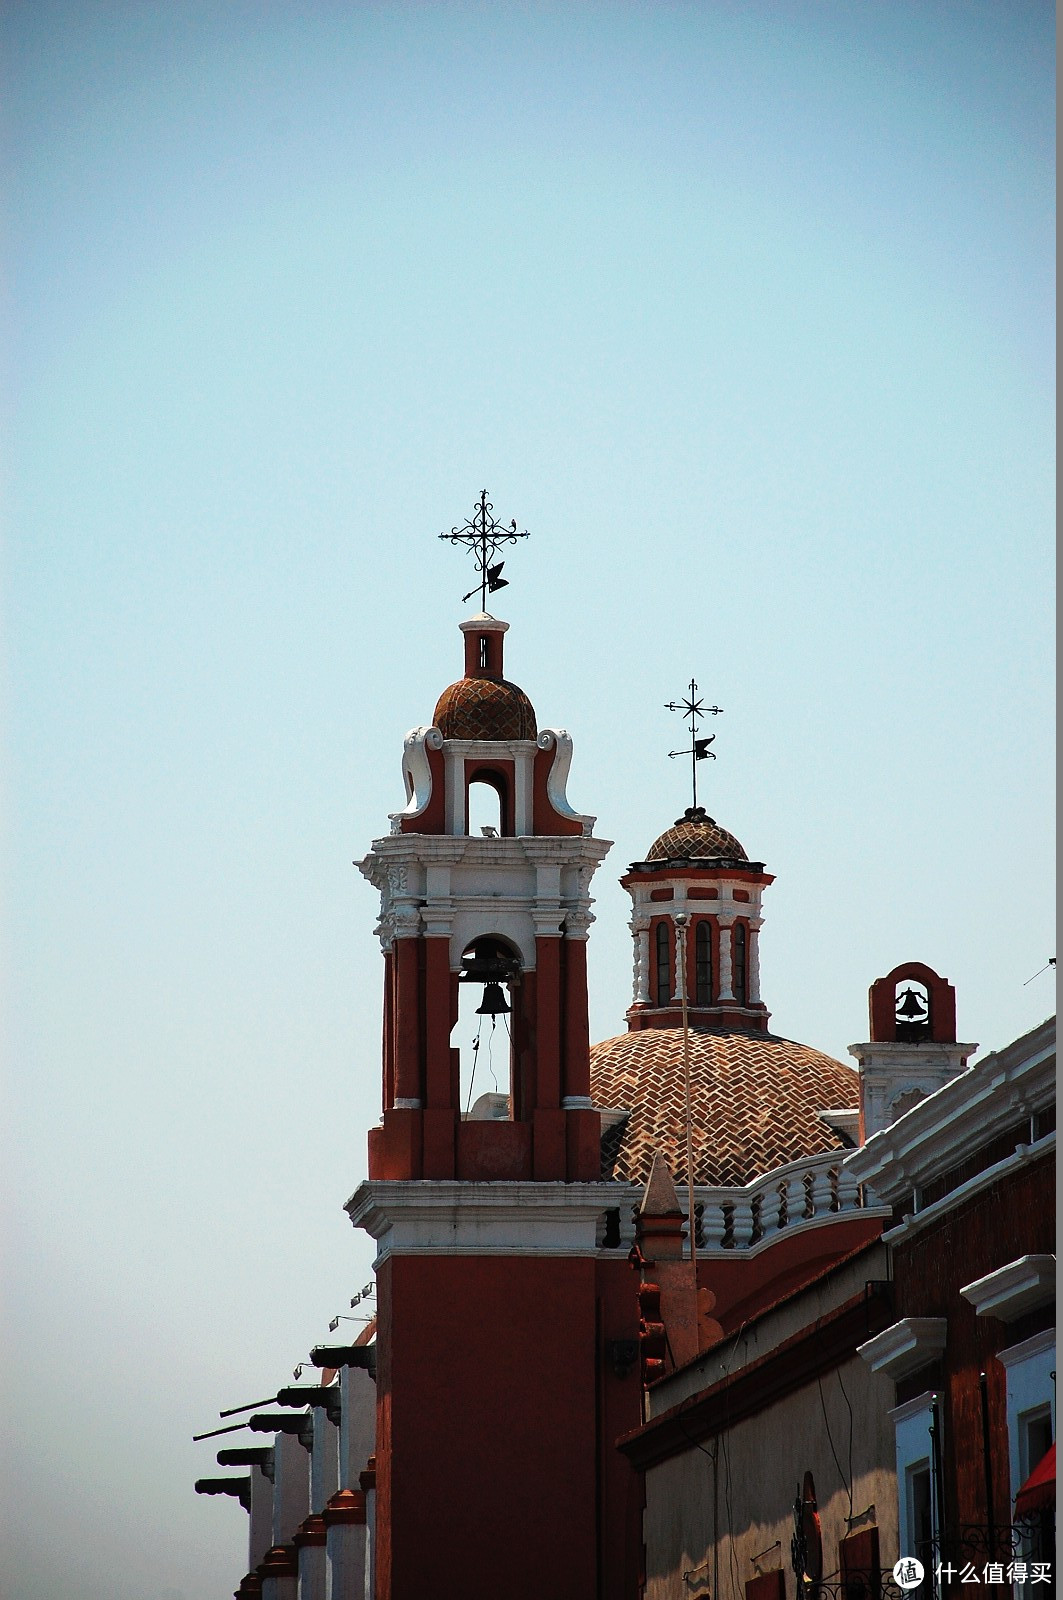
[361,1458,376,1600]
[748,917,763,1004]
[295,1514,327,1600]
[339,1367,376,1491]
[273,1431,311,1546]
[632,916,650,1006]
[249,1464,275,1572]
[716,915,735,1000]
[258,1541,299,1600]
[310,1408,339,1514]
[323,1490,366,1600]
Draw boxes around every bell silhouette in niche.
[895,983,930,1041]
[476,982,511,1018]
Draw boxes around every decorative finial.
[438,490,530,611]
[665,678,723,811]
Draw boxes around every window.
[998,1329,1055,1505]
[733,922,747,1004]
[695,920,713,1005]
[655,922,672,1007]
[890,1392,940,1596]
[479,635,489,669]
[906,1463,934,1594]
[998,1329,1055,1579]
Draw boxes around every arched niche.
[453,935,522,1118]
[869,961,957,1043]
[465,764,513,836]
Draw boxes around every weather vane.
[666,679,723,811]
[438,490,530,610]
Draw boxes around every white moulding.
[960,1255,1056,1322]
[857,1317,948,1380]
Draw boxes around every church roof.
[433,675,537,741]
[645,807,748,864]
[591,1026,858,1187]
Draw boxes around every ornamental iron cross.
[438,490,530,611]
[666,679,723,811]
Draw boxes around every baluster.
[810,1165,833,1215]
[731,1196,754,1248]
[836,1165,860,1210]
[699,1199,725,1249]
[783,1174,803,1228]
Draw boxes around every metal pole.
[979,1371,996,1559]
[689,681,698,809]
[675,914,697,1270]
[930,1393,946,1596]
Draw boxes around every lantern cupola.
[621,805,773,1032]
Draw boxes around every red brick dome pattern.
[590,1027,858,1186]
[646,807,747,863]
[433,676,537,742]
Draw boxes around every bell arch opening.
[452,935,521,1119]
[466,769,509,837]
[894,977,931,1041]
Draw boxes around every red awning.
[1015,1441,1055,1517]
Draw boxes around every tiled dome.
[433,675,537,742]
[647,806,747,863]
[590,1026,858,1186]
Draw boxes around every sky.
[2,3,1054,1596]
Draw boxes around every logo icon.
[893,1559,925,1590]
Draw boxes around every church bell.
[476,981,511,1017]
[896,987,928,1020]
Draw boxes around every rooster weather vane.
[666,679,723,812]
[439,490,530,610]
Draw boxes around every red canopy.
[1015,1441,1055,1517]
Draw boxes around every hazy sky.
[3,4,1054,1596]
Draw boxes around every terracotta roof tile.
[590,1026,858,1186]
[645,807,747,863]
[433,676,537,741]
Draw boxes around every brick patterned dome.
[590,1027,857,1186]
[433,675,537,741]
[647,806,747,863]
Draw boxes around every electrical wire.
[817,1371,854,1523]
[837,1364,856,1522]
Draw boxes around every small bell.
[896,987,928,1020]
[476,981,511,1017]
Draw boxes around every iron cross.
[666,679,723,811]
[438,490,530,611]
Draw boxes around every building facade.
[194,594,1054,1600]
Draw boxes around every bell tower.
[348,577,616,1599]
[357,611,610,1182]
[849,961,977,1140]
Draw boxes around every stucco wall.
[644,1354,898,1600]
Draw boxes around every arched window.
[733,923,747,1005]
[695,920,713,1005]
[467,770,507,836]
[655,922,672,1007]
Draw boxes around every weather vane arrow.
[438,490,530,611]
[666,679,723,812]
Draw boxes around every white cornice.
[345,1180,623,1263]
[857,1317,948,1380]
[844,1017,1055,1202]
[960,1255,1056,1322]
[879,1133,1055,1245]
